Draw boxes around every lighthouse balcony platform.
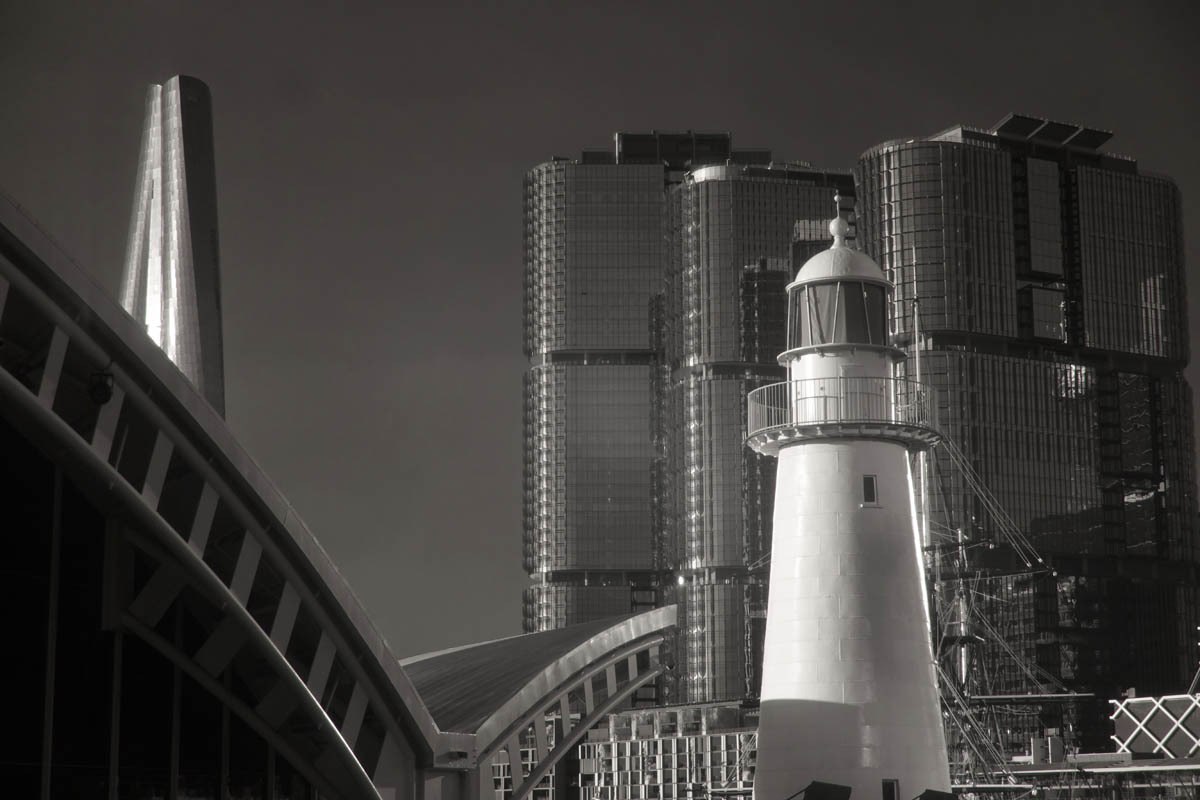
[746,377,940,455]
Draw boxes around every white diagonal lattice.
[1110,694,1200,758]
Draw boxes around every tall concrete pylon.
[748,218,949,800]
[121,75,225,416]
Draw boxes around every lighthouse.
[748,219,949,799]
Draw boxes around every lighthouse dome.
[781,218,898,356]
[789,218,887,287]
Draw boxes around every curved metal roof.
[0,189,440,798]
[0,188,680,794]
[403,608,674,736]
[0,187,440,745]
[403,617,627,733]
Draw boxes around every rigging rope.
[938,433,1044,568]
[936,662,1015,782]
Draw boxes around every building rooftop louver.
[990,113,1114,149]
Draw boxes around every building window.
[863,475,878,505]
[882,778,900,800]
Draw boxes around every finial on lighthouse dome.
[829,216,849,247]
[789,217,888,286]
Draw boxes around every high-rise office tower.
[121,75,225,414]
[522,132,857,712]
[523,133,772,634]
[663,165,853,704]
[855,114,1197,754]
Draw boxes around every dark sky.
[1,1,1197,658]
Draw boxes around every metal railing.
[746,376,937,439]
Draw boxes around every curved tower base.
[753,441,949,800]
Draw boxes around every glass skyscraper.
[522,133,761,633]
[663,165,853,704]
[855,114,1197,755]
[522,133,853,708]
[527,118,1195,772]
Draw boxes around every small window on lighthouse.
[863,475,878,505]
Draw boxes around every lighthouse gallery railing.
[746,377,937,440]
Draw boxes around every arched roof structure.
[406,608,674,799]
[0,190,675,800]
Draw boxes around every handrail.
[746,376,937,439]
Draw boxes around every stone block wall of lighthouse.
[756,438,946,797]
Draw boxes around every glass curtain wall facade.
[577,703,757,800]
[854,117,1198,756]
[663,164,854,704]
[522,134,770,633]
[523,154,665,631]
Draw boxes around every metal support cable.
[937,662,1014,780]
[938,434,1043,567]
[974,609,1069,694]
[975,612,1047,691]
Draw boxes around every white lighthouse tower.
[748,219,949,800]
